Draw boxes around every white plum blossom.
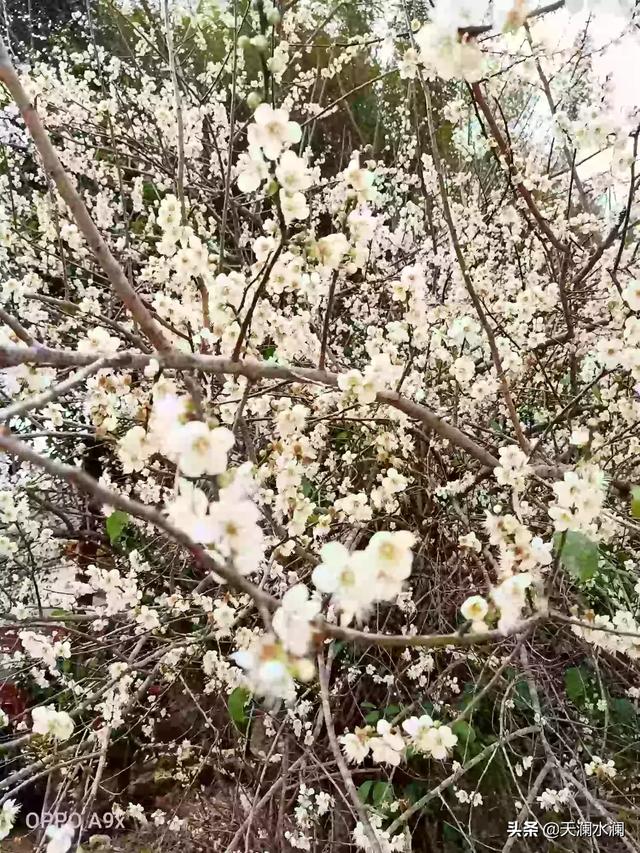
[236,149,269,193]
[415,22,486,83]
[167,421,235,478]
[45,824,75,853]
[247,104,302,160]
[232,637,314,703]
[362,530,416,601]
[460,595,489,632]
[369,720,405,766]
[339,727,372,764]
[337,369,378,405]
[316,232,349,269]
[312,541,370,624]
[276,150,312,193]
[272,584,321,657]
[0,800,20,841]
[280,190,310,224]
[491,573,533,633]
[32,705,75,741]
[494,445,532,492]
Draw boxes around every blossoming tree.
[1,0,640,850]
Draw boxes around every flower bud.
[246,91,262,110]
[237,35,251,50]
[251,34,269,53]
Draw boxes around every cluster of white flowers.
[340,714,458,766]
[236,104,314,225]
[231,635,315,704]
[585,755,617,779]
[548,467,607,535]
[166,475,265,577]
[353,811,407,853]
[0,801,20,841]
[537,786,573,811]
[485,513,552,576]
[491,573,535,633]
[312,531,416,625]
[494,445,532,492]
[570,608,640,660]
[414,2,486,83]
[31,705,75,741]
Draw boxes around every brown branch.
[0,342,500,468]
[470,81,566,253]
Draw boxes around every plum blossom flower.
[232,637,313,703]
[32,705,75,741]
[247,104,302,160]
[402,714,435,751]
[450,355,476,386]
[622,279,640,312]
[275,150,312,193]
[45,824,74,853]
[361,530,416,601]
[280,190,309,224]
[312,541,370,624]
[369,720,405,766]
[339,726,373,763]
[0,800,20,840]
[419,724,458,760]
[316,232,349,268]
[398,47,420,79]
[491,573,533,633]
[494,445,532,492]
[272,584,321,657]
[167,421,235,478]
[236,149,269,192]
[118,425,151,474]
[78,326,122,354]
[460,595,489,632]
[415,22,486,83]
[166,479,217,544]
[337,369,378,405]
[585,756,617,779]
[343,154,376,201]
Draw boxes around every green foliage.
[564,666,588,705]
[631,486,640,518]
[106,510,130,545]
[227,686,251,732]
[554,531,599,582]
[357,779,395,809]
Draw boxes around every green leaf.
[106,510,129,545]
[631,486,640,519]
[611,697,636,726]
[565,667,587,706]
[554,531,599,582]
[364,710,380,724]
[451,720,476,748]
[358,780,374,803]
[383,705,400,719]
[227,686,251,731]
[372,781,393,807]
